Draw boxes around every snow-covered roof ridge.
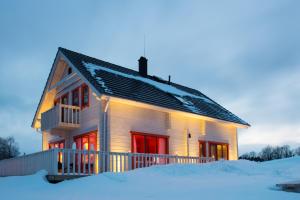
[82,61,215,105]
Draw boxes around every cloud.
[0,0,299,153]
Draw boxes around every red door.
[74,132,97,173]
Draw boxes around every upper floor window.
[81,84,89,109]
[72,88,80,106]
[68,67,72,75]
[61,93,69,105]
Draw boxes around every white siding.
[109,101,238,160]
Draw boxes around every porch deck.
[0,149,214,179]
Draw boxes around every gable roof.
[57,47,249,126]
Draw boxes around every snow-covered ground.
[0,157,299,200]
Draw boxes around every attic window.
[68,67,72,75]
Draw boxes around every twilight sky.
[0,0,299,154]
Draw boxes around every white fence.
[0,149,214,177]
[41,104,80,131]
[0,150,58,176]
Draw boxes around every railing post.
[128,153,132,171]
[175,155,179,164]
[51,148,58,175]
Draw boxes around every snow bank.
[0,157,299,200]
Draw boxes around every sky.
[0,0,299,154]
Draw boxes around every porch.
[0,149,214,181]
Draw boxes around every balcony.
[41,104,80,131]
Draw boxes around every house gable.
[31,50,101,129]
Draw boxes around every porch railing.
[0,149,214,177]
[41,104,80,131]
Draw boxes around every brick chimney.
[138,56,148,77]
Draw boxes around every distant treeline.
[239,145,300,162]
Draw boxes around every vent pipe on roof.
[138,56,148,77]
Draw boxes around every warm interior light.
[84,143,88,150]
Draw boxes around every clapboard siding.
[202,121,238,160]
[109,101,238,159]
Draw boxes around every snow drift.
[0,157,299,200]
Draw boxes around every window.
[61,93,69,105]
[54,98,59,106]
[68,67,72,75]
[81,84,89,109]
[48,140,64,149]
[48,140,64,163]
[208,142,228,160]
[74,132,97,151]
[72,88,80,106]
[131,132,168,154]
[74,132,97,173]
[199,140,206,157]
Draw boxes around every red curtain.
[132,133,168,154]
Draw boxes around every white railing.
[0,149,214,177]
[0,149,58,176]
[41,104,80,131]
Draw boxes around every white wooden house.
[0,48,249,179]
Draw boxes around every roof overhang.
[102,95,250,129]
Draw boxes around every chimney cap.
[139,56,148,61]
[138,56,148,77]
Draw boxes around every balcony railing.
[0,149,215,177]
[41,104,80,131]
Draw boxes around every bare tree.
[260,145,273,161]
[0,136,20,160]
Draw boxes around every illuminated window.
[74,132,97,173]
[208,142,228,160]
[132,132,168,154]
[48,141,65,163]
[74,132,96,151]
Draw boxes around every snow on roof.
[84,62,113,94]
[82,61,215,106]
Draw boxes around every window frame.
[48,140,65,149]
[207,141,229,160]
[198,140,207,157]
[73,131,97,151]
[61,93,69,105]
[130,131,169,155]
[71,87,80,107]
[81,84,89,109]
